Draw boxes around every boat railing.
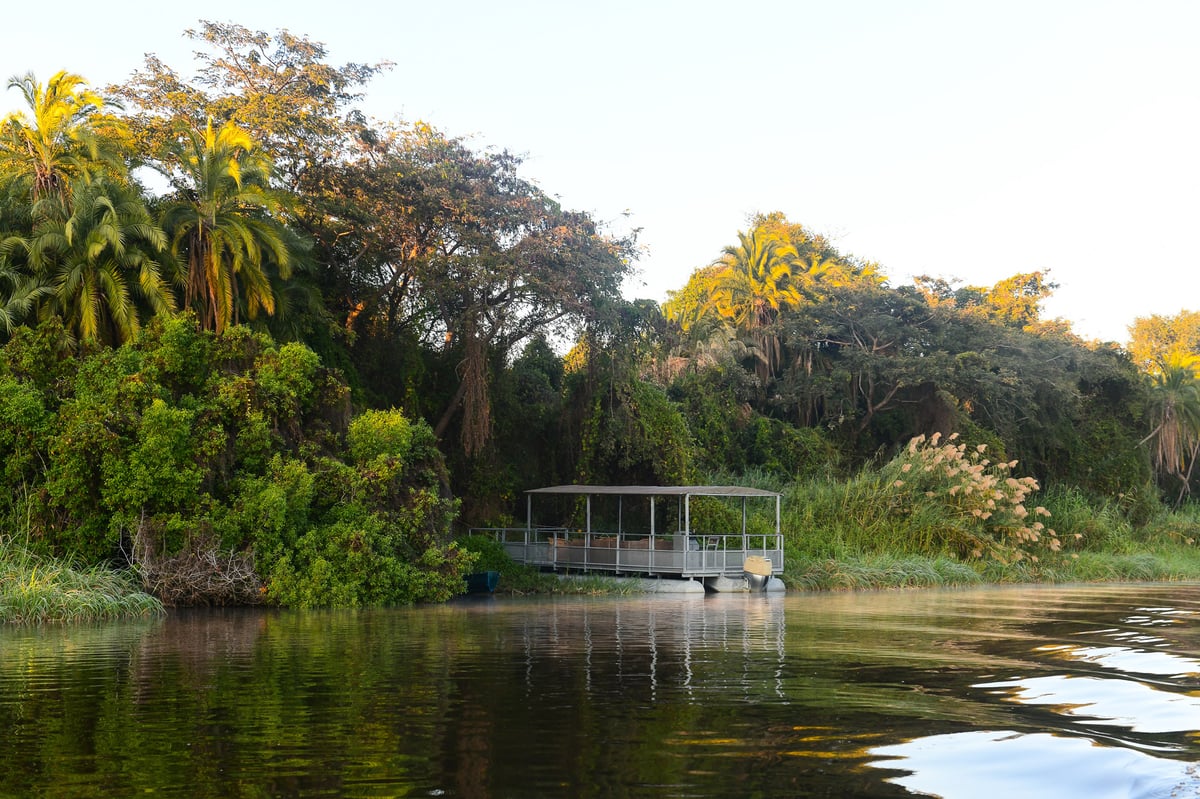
[467,527,783,576]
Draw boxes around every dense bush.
[0,317,471,607]
[576,378,693,485]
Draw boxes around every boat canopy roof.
[526,485,780,499]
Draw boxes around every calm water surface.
[3,584,1200,798]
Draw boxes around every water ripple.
[871,730,1200,799]
[977,674,1200,734]
[1036,644,1200,678]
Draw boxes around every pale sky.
[6,0,1198,343]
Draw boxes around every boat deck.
[473,484,784,579]
[474,527,783,578]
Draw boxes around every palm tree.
[706,227,801,381]
[793,253,884,297]
[1142,351,1200,506]
[159,119,295,333]
[5,177,174,345]
[0,71,123,207]
[0,255,47,336]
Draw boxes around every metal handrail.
[467,527,783,577]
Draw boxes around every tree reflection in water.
[0,586,1199,797]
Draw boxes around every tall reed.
[0,530,163,624]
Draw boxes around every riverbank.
[783,547,1200,591]
[0,543,163,624]
[461,535,1200,597]
[8,476,1200,621]
[6,541,1200,622]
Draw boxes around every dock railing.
[469,527,783,578]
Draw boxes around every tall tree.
[0,71,124,207]
[425,190,636,455]
[113,22,387,346]
[1128,310,1200,373]
[915,271,1058,329]
[754,211,883,293]
[706,226,801,381]
[2,178,174,345]
[1142,352,1200,505]
[318,121,635,455]
[159,119,297,333]
[664,216,880,386]
[323,122,479,341]
[114,21,387,194]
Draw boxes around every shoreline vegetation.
[456,449,1200,599]
[7,541,1200,625]
[6,21,1200,623]
[7,462,1200,623]
[0,535,163,624]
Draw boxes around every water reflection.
[865,586,1200,799]
[977,674,1200,736]
[872,730,1200,799]
[2,586,1200,797]
[510,596,789,701]
[1036,644,1200,678]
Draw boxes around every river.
[2,583,1199,798]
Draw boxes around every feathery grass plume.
[871,433,1063,563]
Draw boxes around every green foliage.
[576,378,692,485]
[347,408,413,464]
[782,434,1062,565]
[260,506,471,608]
[457,534,512,573]
[748,416,838,478]
[667,366,838,479]
[0,372,49,486]
[1128,309,1200,372]
[667,367,751,471]
[1038,485,1134,553]
[221,436,467,608]
[103,399,205,513]
[0,317,466,606]
[1137,505,1200,548]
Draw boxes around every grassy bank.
[0,541,164,624]
[769,437,1200,590]
[691,438,1200,592]
[781,547,1200,591]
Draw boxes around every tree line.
[1,20,1196,604]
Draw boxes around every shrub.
[347,409,413,464]
[788,433,1064,565]
[875,432,1063,563]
